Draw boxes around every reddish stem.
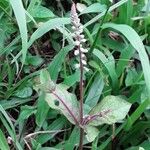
[78,44,84,150]
[52,91,79,125]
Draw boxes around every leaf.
[37,70,79,125]
[0,105,23,150]
[93,49,119,91]
[40,69,51,84]
[79,3,107,15]
[101,23,150,97]
[76,3,87,12]
[63,70,80,87]
[0,129,10,150]
[36,93,49,127]
[84,0,128,27]
[85,75,104,111]
[89,95,131,126]
[116,45,135,76]
[29,5,55,18]
[9,0,28,64]
[118,0,133,25]
[12,18,72,63]
[85,126,99,142]
[14,87,33,98]
[125,68,142,86]
[45,83,79,125]
[36,117,67,144]
[17,105,37,122]
[64,127,79,149]
[35,69,55,93]
[125,99,149,131]
[26,55,43,66]
[28,18,71,48]
[48,44,74,81]
[0,98,32,110]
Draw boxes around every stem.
[52,91,79,125]
[78,44,84,150]
[79,128,84,150]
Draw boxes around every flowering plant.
[34,3,131,150]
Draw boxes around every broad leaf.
[29,5,55,18]
[85,75,104,111]
[85,126,99,142]
[14,87,33,98]
[45,84,79,125]
[35,70,80,125]
[89,95,131,126]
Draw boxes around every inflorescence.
[71,3,89,72]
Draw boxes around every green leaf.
[36,93,49,127]
[89,95,131,126]
[45,83,79,125]
[29,5,55,18]
[26,55,44,66]
[85,75,104,111]
[12,18,71,63]
[40,69,51,84]
[14,87,33,98]
[9,0,28,64]
[17,105,36,122]
[85,126,99,142]
[101,23,150,97]
[28,18,71,48]
[116,45,135,76]
[80,3,106,15]
[36,70,79,125]
[93,49,119,91]
[125,99,150,131]
[36,117,67,144]
[0,129,10,150]
[48,44,74,81]
[84,0,128,27]
[64,127,79,149]
[0,98,32,110]
[63,70,80,87]
[0,105,23,150]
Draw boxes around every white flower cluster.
[71,3,89,72]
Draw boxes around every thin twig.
[24,129,69,139]
[24,139,32,150]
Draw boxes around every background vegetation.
[0,0,150,149]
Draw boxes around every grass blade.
[0,129,10,150]
[84,0,128,27]
[28,18,71,48]
[101,23,150,97]
[9,0,28,65]
[48,44,74,81]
